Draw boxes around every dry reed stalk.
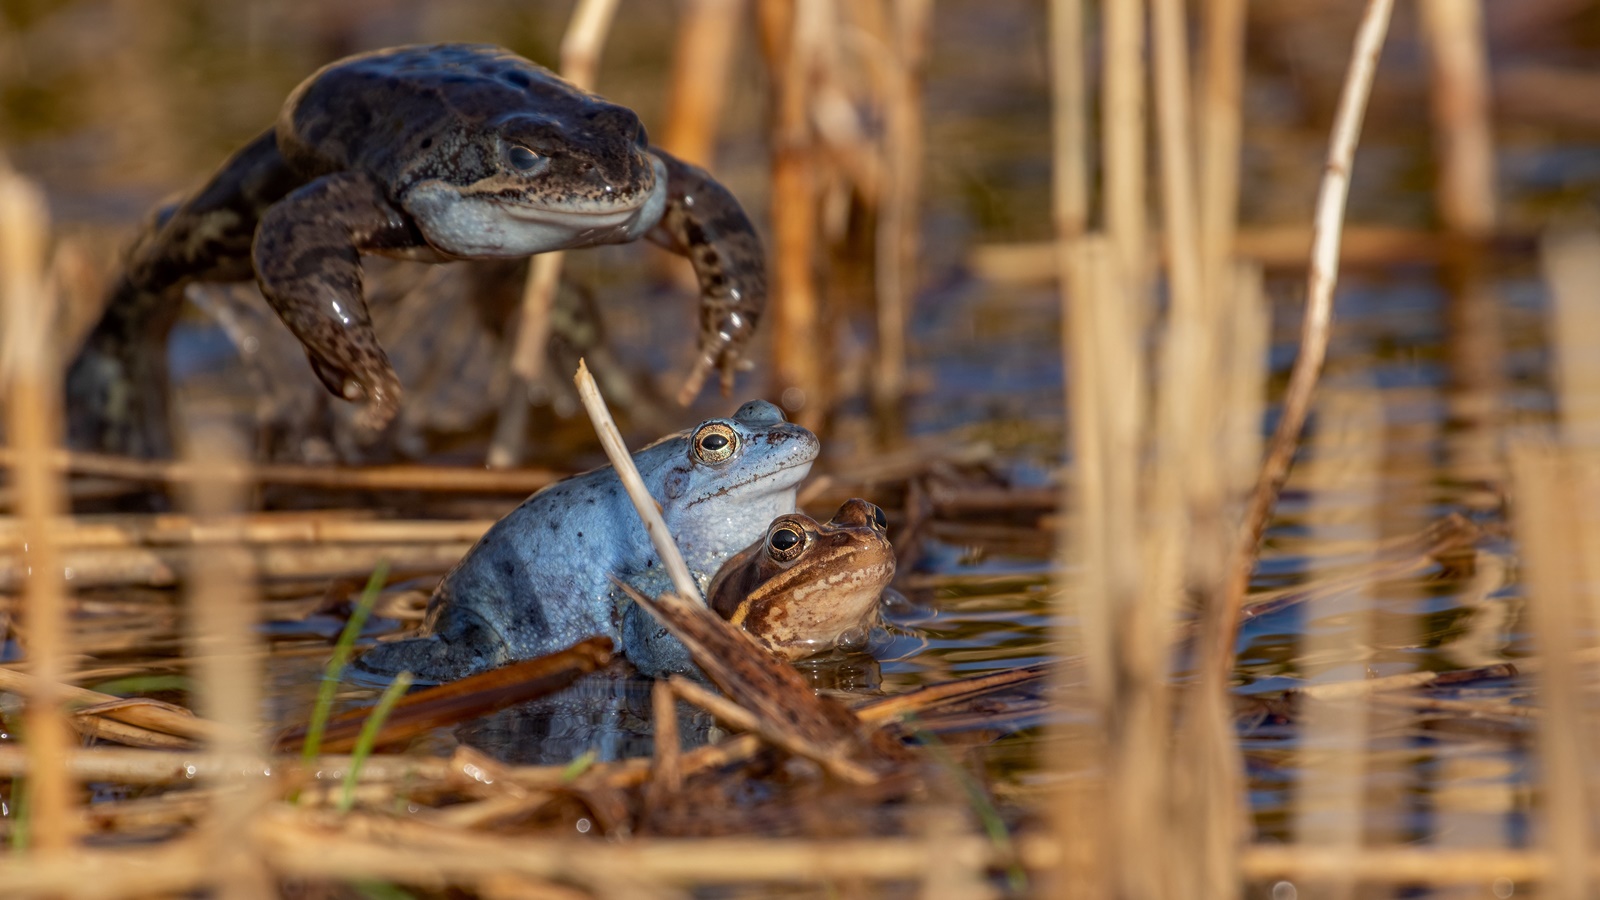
[0,540,473,590]
[0,168,74,854]
[1541,227,1600,446]
[1149,0,1249,894]
[492,0,619,468]
[1288,387,1384,900]
[1198,0,1246,300]
[1419,0,1497,237]
[0,514,493,551]
[1066,236,1160,896]
[0,448,564,493]
[648,678,682,796]
[758,0,826,428]
[178,421,269,897]
[1102,0,1146,290]
[1217,0,1396,677]
[1045,2,1094,882]
[870,0,930,422]
[1510,444,1598,898]
[661,0,744,167]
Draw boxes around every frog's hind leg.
[65,129,299,457]
[252,171,419,435]
[645,150,767,403]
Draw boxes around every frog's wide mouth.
[686,453,817,508]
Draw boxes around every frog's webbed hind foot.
[645,150,767,404]
[253,171,416,435]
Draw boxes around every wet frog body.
[625,499,896,677]
[357,400,817,683]
[66,43,766,456]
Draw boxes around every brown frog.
[66,43,765,457]
[623,499,896,677]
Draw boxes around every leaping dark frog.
[66,43,766,456]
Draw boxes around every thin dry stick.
[573,359,702,603]
[1217,0,1396,676]
[494,0,621,467]
[0,668,221,742]
[0,448,563,493]
[0,169,74,854]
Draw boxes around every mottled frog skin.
[624,499,896,678]
[357,400,817,683]
[66,43,766,457]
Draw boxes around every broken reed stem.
[178,421,268,894]
[496,0,620,466]
[661,0,743,167]
[1419,0,1496,236]
[1217,0,1396,679]
[0,448,563,493]
[0,169,74,855]
[573,360,702,603]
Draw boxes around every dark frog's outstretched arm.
[65,43,768,457]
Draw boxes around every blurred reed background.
[2,0,1600,896]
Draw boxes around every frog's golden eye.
[870,505,888,531]
[507,145,543,171]
[767,524,806,562]
[692,423,739,463]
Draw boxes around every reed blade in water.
[338,672,413,814]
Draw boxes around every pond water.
[4,0,1596,883]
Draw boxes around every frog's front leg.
[252,171,419,434]
[646,150,768,403]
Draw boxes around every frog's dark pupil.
[509,146,540,170]
[771,528,801,552]
[872,506,887,529]
[701,433,729,452]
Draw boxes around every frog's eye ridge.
[692,423,738,463]
[767,524,805,562]
[507,145,542,171]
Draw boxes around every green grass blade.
[561,748,599,784]
[301,561,390,765]
[338,670,412,814]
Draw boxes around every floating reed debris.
[0,448,564,494]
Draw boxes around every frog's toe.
[354,634,500,685]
